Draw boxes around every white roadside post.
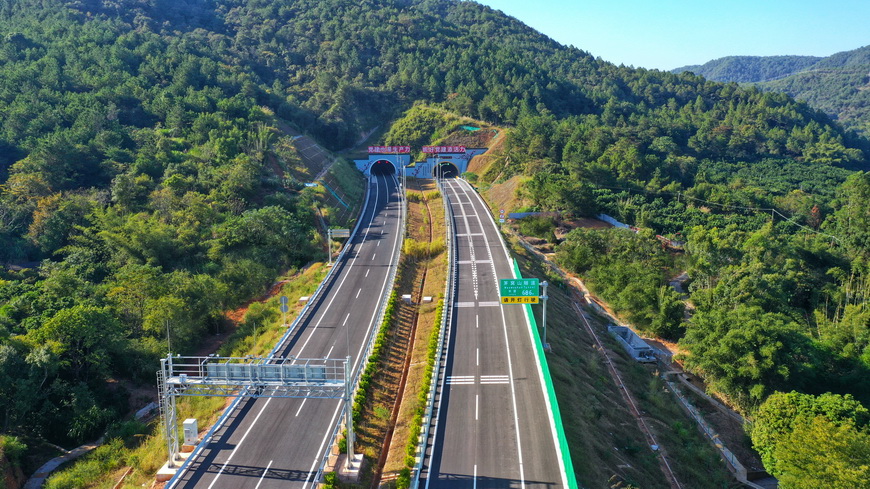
[327,228,333,267]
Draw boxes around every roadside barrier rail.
[166,174,375,489]
[412,178,456,485]
[312,174,407,483]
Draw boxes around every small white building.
[608,325,657,363]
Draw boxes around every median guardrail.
[166,174,374,489]
[311,174,407,483]
[411,178,456,486]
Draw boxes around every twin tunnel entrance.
[370,160,460,178]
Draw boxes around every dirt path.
[271,119,336,179]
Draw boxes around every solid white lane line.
[254,460,273,489]
[308,173,404,485]
[290,172,382,358]
[457,179,526,487]
[207,398,273,489]
[356,288,361,298]
[422,180,457,488]
[305,400,343,485]
[295,399,307,417]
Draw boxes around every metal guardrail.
[164,173,375,489]
[411,178,456,485]
[458,178,578,488]
[311,174,407,484]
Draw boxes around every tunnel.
[370,160,397,176]
[433,162,460,178]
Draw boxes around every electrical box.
[183,418,198,445]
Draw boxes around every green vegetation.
[0,0,327,448]
[1,0,869,484]
[557,228,685,340]
[352,290,398,425]
[516,215,557,243]
[674,46,870,136]
[773,416,870,489]
[749,392,870,488]
[673,55,823,84]
[0,434,26,486]
[398,298,444,486]
[42,269,326,488]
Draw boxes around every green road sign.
[499,278,540,304]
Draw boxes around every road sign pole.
[541,281,549,352]
[280,296,289,327]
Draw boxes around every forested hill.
[2,0,870,474]
[674,45,870,135]
[674,55,823,83]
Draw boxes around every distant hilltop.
[673,45,870,136]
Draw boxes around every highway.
[169,171,403,489]
[419,178,567,488]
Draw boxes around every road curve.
[169,172,403,489]
[419,178,566,489]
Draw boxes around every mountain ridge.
[673,45,870,135]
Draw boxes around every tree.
[750,391,869,474]
[28,306,124,382]
[829,172,870,260]
[649,286,685,340]
[774,416,870,489]
[680,306,816,410]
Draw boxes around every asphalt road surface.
[419,178,566,488]
[169,172,403,489]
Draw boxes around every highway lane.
[420,178,566,488]
[170,171,404,489]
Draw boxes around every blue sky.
[476,0,870,70]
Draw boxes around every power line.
[593,184,842,242]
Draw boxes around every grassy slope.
[509,244,736,488]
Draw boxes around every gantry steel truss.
[157,354,354,469]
